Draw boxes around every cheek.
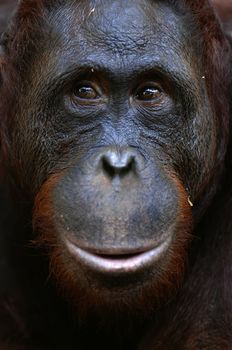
[175,109,218,201]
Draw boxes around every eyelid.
[136,81,163,91]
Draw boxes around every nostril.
[101,152,136,179]
[102,156,117,178]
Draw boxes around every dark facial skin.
[1,0,226,316]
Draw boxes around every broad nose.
[99,149,137,179]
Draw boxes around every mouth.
[65,237,171,275]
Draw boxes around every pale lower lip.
[66,238,171,275]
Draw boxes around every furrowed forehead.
[2,0,199,59]
[3,0,203,86]
[47,0,198,56]
[16,0,199,93]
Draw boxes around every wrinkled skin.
[2,0,213,309]
[0,0,232,349]
[0,0,231,36]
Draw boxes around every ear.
[212,0,232,38]
[0,43,4,87]
[0,0,18,78]
[0,0,17,36]
[224,24,232,41]
[0,30,9,86]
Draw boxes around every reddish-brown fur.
[0,0,231,349]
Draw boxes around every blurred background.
[0,0,232,37]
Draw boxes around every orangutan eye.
[73,84,99,100]
[135,84,164,104]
